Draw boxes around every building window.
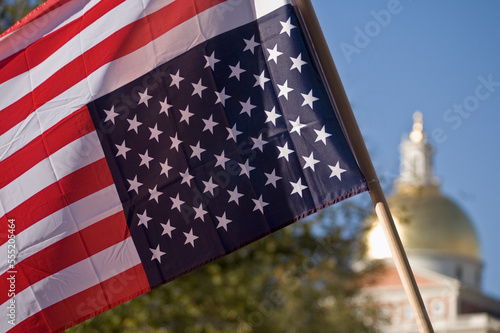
[429,299,446,318]
[455,265,463,281]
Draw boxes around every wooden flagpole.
[293,1,434,332]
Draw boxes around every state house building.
[362,112,500,332]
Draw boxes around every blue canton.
[88,5,368,288]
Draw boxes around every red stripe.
[0,158,114,246]
[0,106,94,189]
[10,264,150,333]
[0,0,228,136]
[0,50,21,74]
[0,0,125,84]
[0,212,129,305]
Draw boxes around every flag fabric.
[0,0,368,331]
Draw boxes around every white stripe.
[0,104,85,164]
[0,0,100,59]
[253,0,290,17]
[0,237,140,332]
[0,196,4,218]
[0,185,123,275]
[0,132,103,215]
[0,71,30,111]
[0,0,291,162]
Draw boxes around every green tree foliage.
[67,200,382,333]
[0,0,44,33]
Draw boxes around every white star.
[204,51,220,70]
[226,124,242,142]
[229,61,245,80]
[239,160,255,178]
[190,141,206,160]
[170,133,182,152]
[215,87,231,106]
[180,168,194,187]
[179,105,194,124]
[243,35,260,54]
[139,150,153,168]
[254,70,270,90]
[329,162,347,180]
[301,89,319,109]
[159,97,172,115]
[193,204,208,222]
[170,194,184,212]
[280,17,297,37]
[277,80,293,100]
[240,97,256,116]
[267,44,283,64]
[161,220,176,238]
[191,78,207,98]
[202,176,219,196]
[265,169,282,188]
[291,178,308,197]
[202,115,218,133]
[289,116,307,136]
[265,107,282,126]
[227,186,244,205]
[170,69,184,88]
[137,210,152,228]
[127,115,142,133]
[160,157,172,177]
[115,140,130,159]
[138,88,152,107]
[252,195,269,214]
[104,105,119,124]
[277,142,294,161]
[214,151,230,169]
[149,124,162,142]
[149,185,162,203]
[216,213,232,231]
[251,134,268,152]
[127,175,142,194]
[150,244,165,263]
[302,152,320,171]
[184,228,199,247]
[315,126,332,145]
[290,53,307,72]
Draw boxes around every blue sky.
[312,0,500,298]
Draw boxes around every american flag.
[0,0,367,331]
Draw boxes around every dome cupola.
[395,111,440,190]
[366,112,483,289]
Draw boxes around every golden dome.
[367,111,481,263]
[367,185,481,261]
